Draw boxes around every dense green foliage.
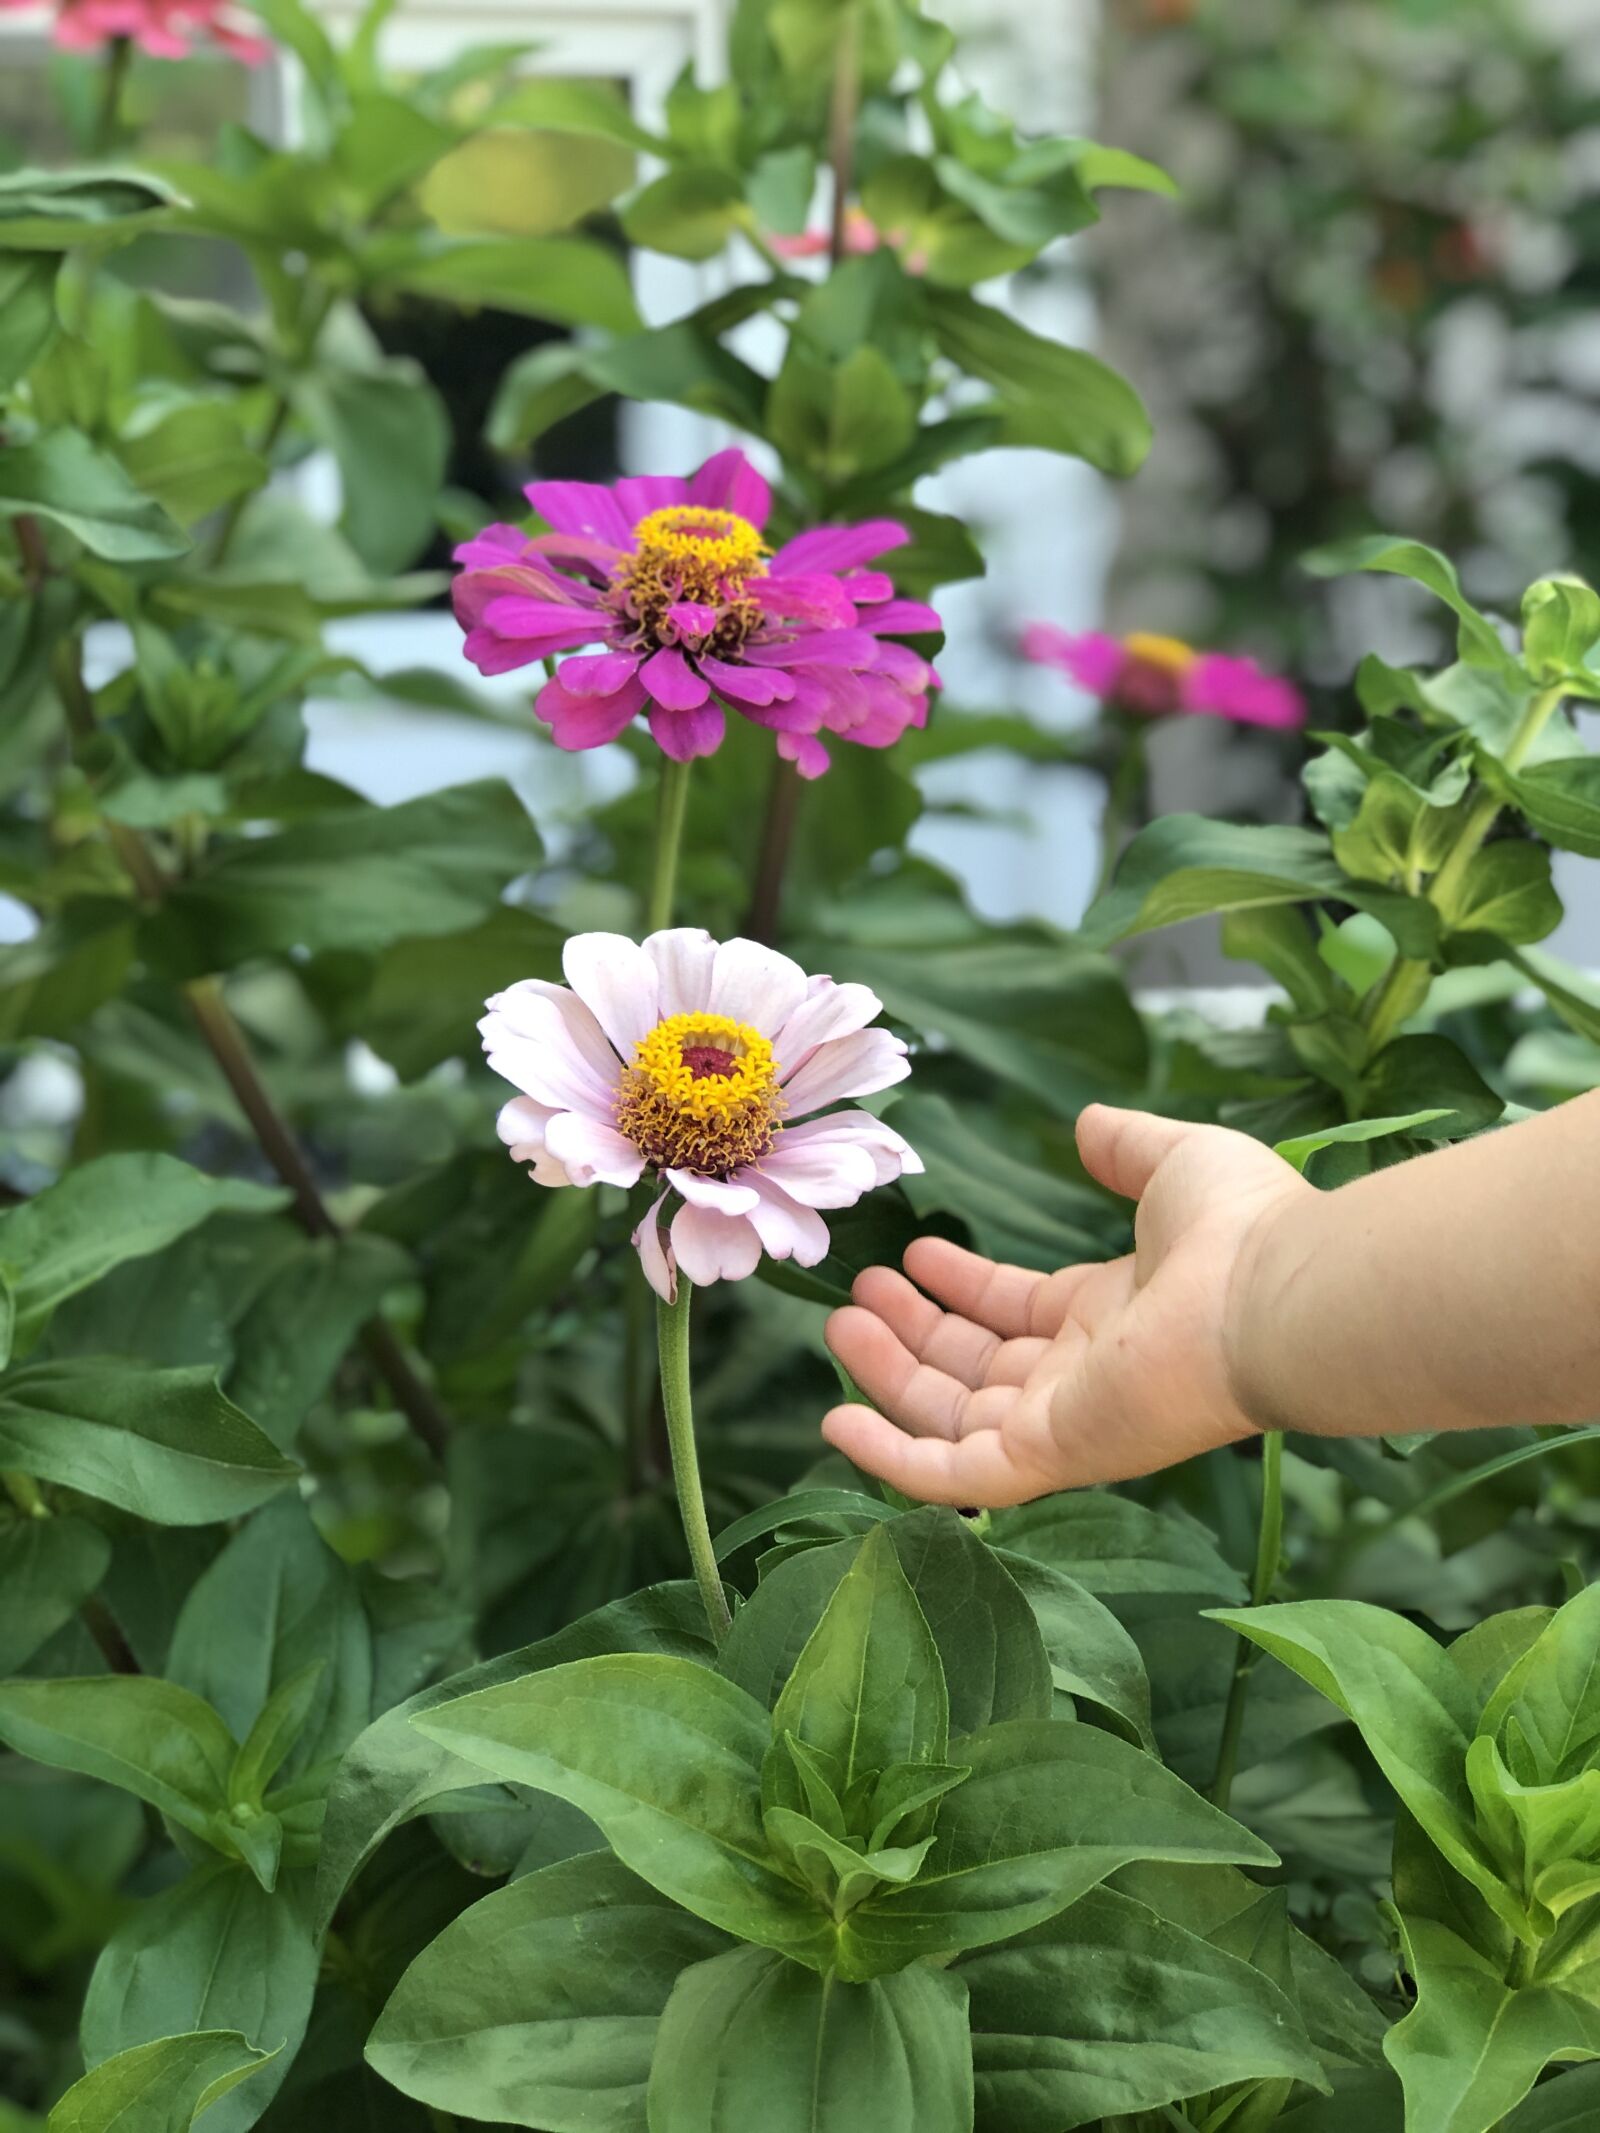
[3,3,1600,2131]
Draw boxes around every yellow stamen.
[1123,631,1197,675]
[632,506,767,581]
[615,1012,784,1176]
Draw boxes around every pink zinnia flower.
[452,448,940,778]
[0,0,270,58]
[480,929,921,1299]
[1023,625,1306,730]
[769,208,929,276]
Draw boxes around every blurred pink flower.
[481,928,921,1298]
[453,448,940,777]
[1023,625,1306,730]
[769,207,927,275]
[0,0,270,59]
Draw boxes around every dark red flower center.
[681,1045,737,1080]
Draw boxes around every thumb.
[1076,1104,1199,1202]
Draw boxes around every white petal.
[779,1028,910,1115]
[496,1095,572,1186]
[707,936,810,1037]
[643,927,717,1018]
[757,1136,878,1209]
[744,1173,830,1265]
[544,1111,645,1188]
[781,1109,923,1183]
[670,1202,763,1286]
[774,980,883,1068]
[562,933,660,1058]
[633,1191,676,1302]
[481,982,620,1113]
[666,1168,760,1215]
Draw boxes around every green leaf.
[0,902,135,1044]
[1208,1600,1510,1924]
[314,1581,714,1932]
[1503,2066,1600,2132]
[1477,1584,1600,1782]
[840,1718,1274,1977]
[116,405,266,529]
[223,1231,410,1449]
[292,361,449,575]
[993,1492,1246,1600]
[770,1524,949,1801]
[961,1883,1324,2128]
[722,1509,1052,1742]
[0,1515,111,1674]
[167,1497,374,1784]
[0,431,188,561]
[1386,1913,1600,2133]
[341,904,565,1080]
[714,1489,897,1562]
[0,1362,299,1525]
[0,1675,234,1840]
[0,166,185,251]
[993,1548,1154,1746]
[145,779,542,975]
[1083,816,1349,946]
[1481,755,1600,859]
[0,254,59,390]
[1508,947,1600,1047]
[1521,575,1600,685]
[82,1866,318,2133]
[484,73,666,152]
[415,1653,832,1964]
[1361,1036,1504,1141]
[0,1153,287,1354]
[363,232,640,333]
[366,1852,727,2130]
[648,1944,973,2133]
[925,289,1151,475]
[1303,536,1515,671]
[45,2032,275,2133]
[621,166,746,260]
[1441,841,1562,943]
[1273,1111,1455,1174]
[890,1097,1119,1272]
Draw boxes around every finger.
[852,1266,1004,1390]
[1076,1104,1197,1201]
[902,1237,1048,1339]
[821,1403,1050,1508]
[825,1306,983,1440]
[987,1335,1051,1387]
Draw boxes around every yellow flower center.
[614,1012,784,1176]
[610,508,769,655]
[1123,631,1197,676]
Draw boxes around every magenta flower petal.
[556,652,643,697]
[1023,625,1127,696]
[686,448,772,529]
[452,523,529,570]
[868,598,943,635]
[480,598,611,653]
[772,522,909,575]
[524,480,635,547]
[744,628,880,669]
[665,601,722,641]
[649,702,726,762]
[842,571,896,604]
[778,732,832,778]
[1185,653,1307,729]
[698,656,794,707]
[749,576,858,629]
[641,646,711,711]
[613,474,689,522]
[536,673,646,749]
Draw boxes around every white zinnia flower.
[479,929,921,1299]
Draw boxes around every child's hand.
[822,1103,1311,1507]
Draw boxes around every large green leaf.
[314,1581,714,1931]
[926,289,1151,475]
[0,254,58,390]
[117,405,266,529]
[0,167,186,250]
[82,1867,319,2133]
[1209,1600,1508,1922]
[0,902,135,1045]
[0,1516,112,1674]
[0,1676,234,1840]
[414,1654,832,1964]
[1084,816,1352,946]
[993,1492,1245,1601]
[45,2032,275,2133]
[993,1549,1153,1746]
[1303,536,1515,671]
[961,1883,1324,2129]
[1385,1914,1600,2133]
[0,1362,298,1524]
[647,1943,973,2133]
[0,431,188,561]
[0,1154,286,1355]
[145,780,542,974]
[887,1098,1119,1272]
[366,1852,728,2130]
[1482,756,1600,859]
[771,1524,949,1795]
[722,1510,1052,1743]
[166,1497,374,1784]
[839,1718,1274,1977]
[1503,2067,1600,2131]
[362,232,640,332]
[292,361,449,575]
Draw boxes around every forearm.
[1232,1090,1600,1438]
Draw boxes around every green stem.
[743,757,803,943]
[645,758,692,934]
[1095,721,1148,898]
[93,35,133,156]
[827,5,862,264]
[1210,1429,1284,1811]
[656,1281,732,1646]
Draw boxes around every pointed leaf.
[45,2032,276,2133]
[0,1675,234,1838]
